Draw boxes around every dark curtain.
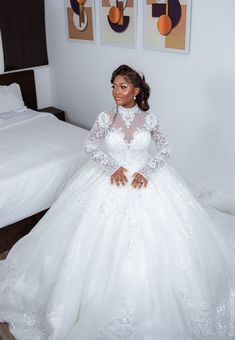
[0,0,48,71]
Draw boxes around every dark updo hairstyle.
[111,64,150,111]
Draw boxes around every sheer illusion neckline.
[116,105,141,129]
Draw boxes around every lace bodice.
[84,105,169,178]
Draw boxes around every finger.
[144,180,148,188]
[132,175,139,181]
[136,175,142,181]
[120,179,125,186]
[133,180,139,188]
[115,177,119,186]
[135,176,141,183]
[132,177,137,185]
[139,179,146,189]
[138,179,144,189]
[123,175,128,182]
[137,174,145,182]
[131,179,136,187]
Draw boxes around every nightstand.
[38,106,65,121]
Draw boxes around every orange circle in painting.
[157,15,172,36]
[76,0,86,4]
[108,6,121,24]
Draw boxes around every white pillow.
[0,83,25,113]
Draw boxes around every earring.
[134,96,136,100]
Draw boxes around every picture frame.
[65,0,95,42]
[100,0,137,48]
[144,0,192,54]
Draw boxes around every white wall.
[0,31,52,109]
[45,0,235,198]
[1,1,235,198]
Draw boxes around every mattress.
[0,109,89,228]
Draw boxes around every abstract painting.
[144,0,191,53]
[100,0,136,47]
[66,0,95,41]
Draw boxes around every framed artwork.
[144,0,192,54]
[66,0,95,42]
[100,0,137,48]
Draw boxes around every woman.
[0,65,234,340]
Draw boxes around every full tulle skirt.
[0,161,234,340]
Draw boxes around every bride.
[0,64,234,340]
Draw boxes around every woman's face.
[112,75,139,108]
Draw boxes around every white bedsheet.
[0,109,88,228]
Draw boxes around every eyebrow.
[112,82,128,85]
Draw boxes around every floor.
[0,323,14,340]
[0,251,15,340]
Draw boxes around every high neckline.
[116,105,141,128]
[117,104,140,115]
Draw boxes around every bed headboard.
[0,70,38,110]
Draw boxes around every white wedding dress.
[0,105,235,340]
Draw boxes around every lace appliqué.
[0,298,49,339]
[96,303,144,340]
[176,280,235,338]
[144,112,158,130]
[110,127,145,147]
[118,107,138,128]
[139,113,169,178]
[84,111,119,173]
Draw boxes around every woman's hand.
[111,167,128,187]
[131,172,148,189]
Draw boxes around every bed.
[0,70,88,252]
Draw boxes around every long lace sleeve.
[83,111,120,173]
[138,113,170,178]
